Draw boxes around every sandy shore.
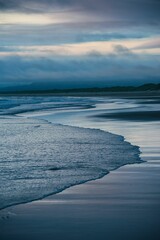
[0,159,160,240]
[0,95,160,240]
[1,144,159,240]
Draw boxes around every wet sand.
[0,160,160,240]
[95,110,160,121]
[0,95,160,240]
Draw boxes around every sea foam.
[0,117,141,210]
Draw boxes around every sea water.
[0,96,141,210]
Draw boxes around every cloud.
[0,1,159,52]
[0,0,160,27]
[0,1,78,13]
[113,45,134,56]
[0,51,159,89]
[0,0,159,89]
[133,37,160,50]
[1,37,159,58]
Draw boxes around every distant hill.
[0,83,160,95]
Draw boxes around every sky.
[0,0,160,90]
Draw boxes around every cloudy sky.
[0,0,160,90]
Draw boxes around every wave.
[0,116,142,210]
[0,96,96,116]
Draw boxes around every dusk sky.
[0,0,160,90]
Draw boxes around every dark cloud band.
[0,0,160,27]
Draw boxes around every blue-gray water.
[0,96,142,210]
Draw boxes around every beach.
[0,93,160,240]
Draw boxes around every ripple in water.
[0,117,142,210]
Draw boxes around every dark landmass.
[0,83,160,96]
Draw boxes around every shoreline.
[0,95,160,240]
[0,158,143,212]
[0,116,141,212]
[0,90,160,97]
[1,157,160,240]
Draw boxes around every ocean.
[1,94,159,210]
